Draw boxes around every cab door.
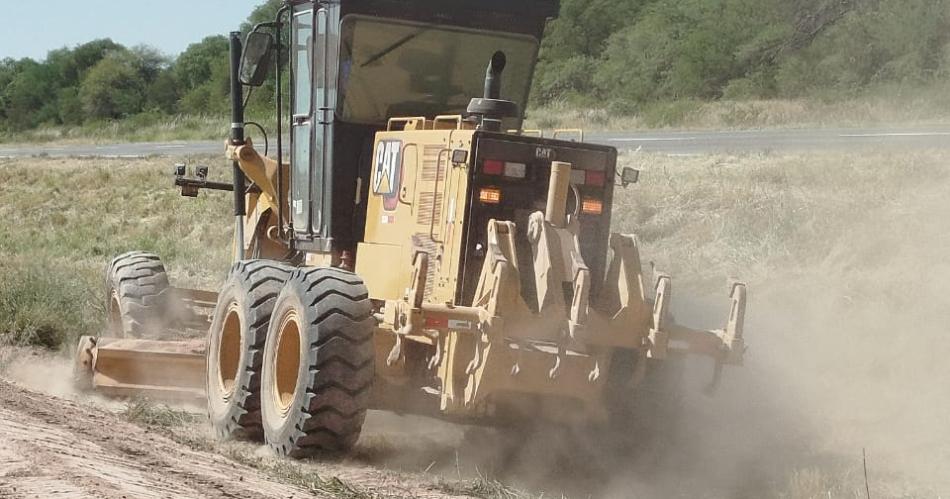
[290,6,314,234]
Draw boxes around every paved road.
[2,126,949,158]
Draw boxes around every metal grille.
[411,233,440,298]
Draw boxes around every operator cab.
[244,0,559,259]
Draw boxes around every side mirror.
[620,167,640,187]
[239,31,274,87]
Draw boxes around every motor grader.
[75,0,747,457]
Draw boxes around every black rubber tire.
[261,267,375,457]
[206,260,293,441]
[105,251,172,338]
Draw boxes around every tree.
[80,53,147,119]
[129,45,170,82]
[175,36,229,92]
[146,69,180,114]
[46,39,123,89]
[57,87,84,125]
[3,60,60,129]
[242,0,283,34]
[178,57,230,115]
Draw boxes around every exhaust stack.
[467,51,518,132]
[484,51,506,100]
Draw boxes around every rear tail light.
[581,197,603,215]
[569,169,608,187]
[479,187,503,204]
[483,160,504,175]
[585,170,606,187]
[483,160,528,179]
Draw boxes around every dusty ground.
[0,378,317,498]
[0,348,486,499]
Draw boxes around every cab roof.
[290,0,560,39]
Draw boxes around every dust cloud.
[352,156,949,498]
[1,348,79,400]
[588,163,948,497]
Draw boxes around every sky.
[0,0,263,61]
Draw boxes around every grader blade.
[75,336,207,401]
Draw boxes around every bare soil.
[0,379,321,498]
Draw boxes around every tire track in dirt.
[0,380,316,498]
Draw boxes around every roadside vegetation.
[3,0,950,142]
[0,155,233,350]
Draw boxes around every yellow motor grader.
[75,0,746,457]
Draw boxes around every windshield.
[339,15,539,126]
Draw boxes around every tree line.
[0,1,279,133]
[533,0,950,107]
[2,0,949,133]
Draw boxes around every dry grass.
[0,115,229,145]
[5,91,950,148]
[527,94,950,131]
[0,155,232,348]
[610,148,950,498]
[613,148,949,289]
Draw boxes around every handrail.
[509,129,544,138]
[433,115,464,129]
[387,116,427,131]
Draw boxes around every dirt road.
[0,379,324,498]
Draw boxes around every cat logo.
[373,140,403,212]
[535,146,556,160]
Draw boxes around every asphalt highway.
[1,126,948,158]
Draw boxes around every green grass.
[0,263,99,348]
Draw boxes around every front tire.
[261,267,375,457]
[206,260,293,440]
[105,252,172,338]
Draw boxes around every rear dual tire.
[206,260,293,440]
[261,267,375,457]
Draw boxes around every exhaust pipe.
[484,51,506,101]
[479,51,508,132]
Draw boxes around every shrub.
[0,261,99,349]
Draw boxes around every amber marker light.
[581,197,603,215]
[479,187,503,204]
